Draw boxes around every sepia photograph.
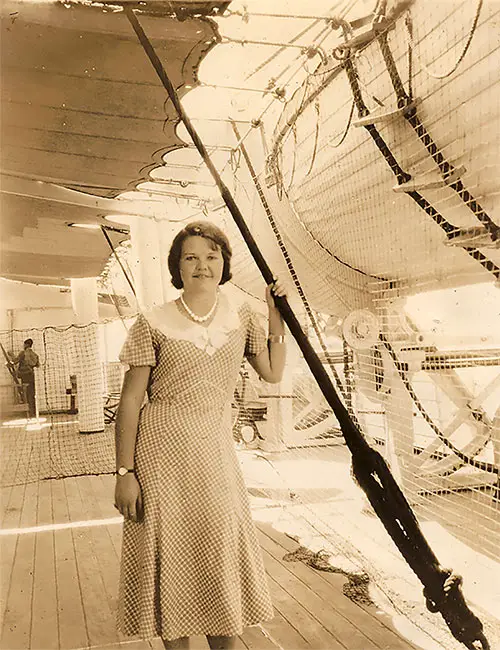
[0,1,499,649]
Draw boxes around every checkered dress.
[117,295,274,640]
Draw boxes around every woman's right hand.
[114,473,143,522]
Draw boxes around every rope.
[268,63,344,171]
[264,20,334,89]
[221,35,325,55]
[405,13,413,99]
[327,98,355,148]
[282,204,390,281]
[222,0,365,25]
[1,319,129,333]
[286,124,298,192]
[100,226,137,299]
[381,336,497,475]
[405,0,484,80]
[244,18,323,80]
[217,28,331,182]
[342,339,354,413]
[199,81,281,94]
[283,545,374,605]
[305,100,320,175]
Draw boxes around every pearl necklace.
[180,292,218,323]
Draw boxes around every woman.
[114,221,287,649]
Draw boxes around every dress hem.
[117,613,275,642]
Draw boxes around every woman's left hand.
[266,277,288,310]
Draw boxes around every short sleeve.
[119,314,157,367]
[244,304,267,358]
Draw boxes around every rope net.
[223,1,500,647]
[0,322,126,487]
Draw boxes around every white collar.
[143,291,241,356]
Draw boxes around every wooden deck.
[0,474,422,650]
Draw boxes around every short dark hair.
[24,338,33,347]
[168,221,232,290]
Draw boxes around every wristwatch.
[116,466,135,476]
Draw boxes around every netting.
[219,1,500,648]
[0,321,128,486]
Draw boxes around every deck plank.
[240,625,278,649]
[259,608,310,649]
[0,536,17,624]
[232,636,249,649]
[258,523,418,650]
[65,476,120,648]
[94,474,123,560]
[0,483,25,624]
[1,483,25,529]
[78,475,122,634]
[1,485,14,526]
[31,479,59,649]
[100,639,157,649]
[0,480,38,649]
[52,478,89,650]
[0,535,35,649]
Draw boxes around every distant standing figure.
[13,338,39,418]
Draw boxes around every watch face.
[118,467,128,476]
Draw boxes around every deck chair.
[103,392,121,424]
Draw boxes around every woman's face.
[179,235,224,293]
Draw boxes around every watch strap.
[117,466,135,476]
